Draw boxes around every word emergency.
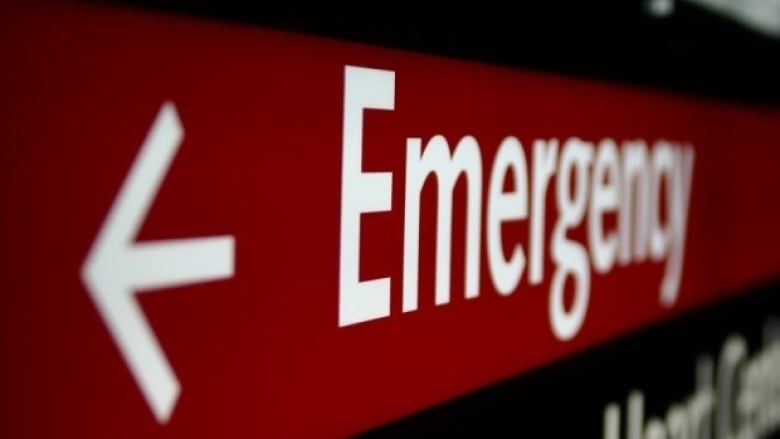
[339,66,695,340]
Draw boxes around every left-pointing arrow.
[82,101,235,423]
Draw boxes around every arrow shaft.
[130,237,235,292]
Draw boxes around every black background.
[102,0,780,105]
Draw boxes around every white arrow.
[82,101,235,423]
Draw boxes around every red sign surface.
[2,2,780,437]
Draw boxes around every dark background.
[102,0,780,105]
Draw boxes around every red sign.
[2,2,780,437]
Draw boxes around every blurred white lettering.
[603,324,780,439]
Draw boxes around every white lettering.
[659,147,694,306]
[589,138,621,273]
[403,135,483,311]
[487,136,528,296]
[619,141,651,265]
[529,139,559,285]
[550,138,593,341]
[338,66,395,327]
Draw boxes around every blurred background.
[104,0,780,105]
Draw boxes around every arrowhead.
[82,232,182,423]
[82,101,234,423]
